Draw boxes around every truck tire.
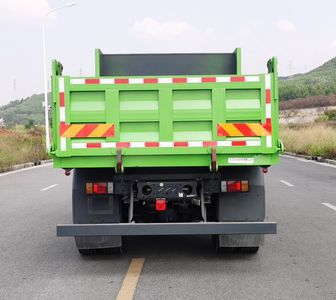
[78,247,123,256]
[78,248,97,256]
[239,247,259,253]
[72,168,122,254]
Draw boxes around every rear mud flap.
[75,236,122,250]
[218,234,264,247]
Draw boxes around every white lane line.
[322,203,336,212]
[40,184,58,191]
[0,163,52,177]
[280,180,294,187]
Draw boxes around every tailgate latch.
[211,146,218,172]
[116,149,123,173]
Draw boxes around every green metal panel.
[70,91,106,122]
[50,51,281,170]
[225,89,261,121]
[174,121,212,141]
[159,89,173,141]
[235,48,242,75]
[95,48,101,77]
[120,90,159,121]
[120,122,159,142]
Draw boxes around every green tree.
[24,119,35,129]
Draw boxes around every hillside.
[279,57,336,100]
[0,93,49,127]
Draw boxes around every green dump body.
[50,49,282,170]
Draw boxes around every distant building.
[0,118,5,128]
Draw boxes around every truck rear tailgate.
[52,69,280,169]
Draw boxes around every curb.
[283,152,336,166]
[1,159,53,173]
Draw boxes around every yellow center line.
[116,258,145,300]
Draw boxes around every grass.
[0,127,47,172]
[280,123,336,159]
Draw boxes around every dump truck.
[53,49,282,254]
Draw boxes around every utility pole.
[42,1,77,152]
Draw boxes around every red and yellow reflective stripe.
[217,123,271,137]
[60,123,115,138]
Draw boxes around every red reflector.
[93,182,107,194]
[155,198,167,211]
[227,181,241,192]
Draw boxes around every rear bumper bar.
[57,221,277,237]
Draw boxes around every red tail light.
[93,182,107,194]
[227,181,241,192]
[221,180,249,193]
[155,198,167,211]
[86,182,113,195]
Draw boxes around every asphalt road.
[0,156,336,300]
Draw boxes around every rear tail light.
[107,182,114,194]
[221,180,249,193]
[85,182,93,194]
[241,180,249,192]
[85,182,113,195]
[227,181,241,192]
[220,181,227,192]
[155,198,167,211]
[93,182,107,194]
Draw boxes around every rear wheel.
[239,247,259,253]
[78,247,123,256]
[217,247,235,253]
[78,248,97,256]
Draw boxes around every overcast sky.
[1,0,336,105]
